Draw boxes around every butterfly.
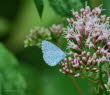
[42,41,66,66]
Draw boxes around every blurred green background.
[0,0,110,95]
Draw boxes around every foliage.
[0,44,26,95]
[34,0,44,17]
[48,0,82,16]
[34,0,82,17]
[0,0,110,95]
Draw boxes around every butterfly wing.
[42,41,66,66]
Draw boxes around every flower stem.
[69,76,84,95]
[99,63,109,95]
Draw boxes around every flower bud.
[82,51,86,56]
[74,73,80,77]
[87,60,92,66]
[69,70,73,73]
[87,52,90,57]
[65,34,74,39]
[80,8,84,12]
[82,57,87,62]
[86,67,90,70]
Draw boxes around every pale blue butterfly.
[42,41,66,66]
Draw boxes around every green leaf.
[81,0,103,8]
[0,44,18,69]
[103,0,110,16]
[34,0,44,17]
[49,0,82,16]
[0,43,26,95]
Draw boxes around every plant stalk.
[99,63,109,95]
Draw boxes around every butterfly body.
[42,41,66,66]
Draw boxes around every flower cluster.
[59,5,110,81]
[24,24,64,48]
[24,27,51,47]
[50,24,64,38]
